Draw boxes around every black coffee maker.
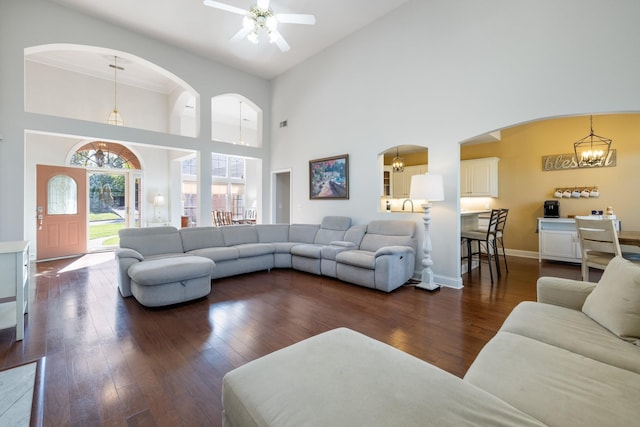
[544,200,560,218]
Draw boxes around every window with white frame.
[211,153,246,218]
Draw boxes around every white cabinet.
[538,218,620,263]
[460,157,499,197]
[540,229,581,263]
[0,241,29,341]
[392,164,427,198]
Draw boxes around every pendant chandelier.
[573,115,611,168]
[107,55,124,126]
[392,147,405,172]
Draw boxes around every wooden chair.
[244,208,256,224]
[575,217,621,281]
[213,210,234,226]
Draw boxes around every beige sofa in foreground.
[222,256,640,426]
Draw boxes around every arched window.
[211,94,262,147]
[70,142,141,169]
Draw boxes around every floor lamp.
[409,173,445,291]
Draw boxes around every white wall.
[270,0,640,287]
[25,61,169,133]
[0,0,271,252]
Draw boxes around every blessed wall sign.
[541,149,617,171]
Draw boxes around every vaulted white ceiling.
[46,0,411,80]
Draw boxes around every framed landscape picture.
[309,154,349,199]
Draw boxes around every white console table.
[0,241,30,341]
[538,217,620,264]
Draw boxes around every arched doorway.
[70,141,143,252]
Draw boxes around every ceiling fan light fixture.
[242,16,255,30]
[266,16,277,31]
[203,0,315,52]
[247,31,259,44]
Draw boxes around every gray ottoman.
[127,255,215,307]
[221,328,543,427]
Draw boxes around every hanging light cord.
[113,56,118,110]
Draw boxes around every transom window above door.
[70,142,141,169]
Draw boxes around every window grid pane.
[229,157,245,179]
[212,154,227,178]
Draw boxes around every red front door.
[36,165,87,260]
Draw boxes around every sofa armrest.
[374,245,415,257]
[536,276,596,310]
[115,247,144,261]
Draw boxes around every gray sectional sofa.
[222,256,640,426]
[116,216,417,306]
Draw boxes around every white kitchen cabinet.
[460,157,499,197]
[392,164,427,198]
[538,218,620,263]
[0,240,29,341]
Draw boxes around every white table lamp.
[409,173,445,291]
[153,193,165,222]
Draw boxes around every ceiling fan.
[203,0,316,52]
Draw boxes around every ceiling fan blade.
[270,30,290,52]
[276,13,316,25]
[230,26,253,43]
[203,0,247,16]
[256,0,270,10]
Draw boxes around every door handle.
[37,214,43,230]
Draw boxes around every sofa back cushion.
[221,225,259,246]
[289,224,320,243]
[359,220,416,253]
[344,224,367,247]
[256,224,290,243]
[180,227,225,252]
[119,226,184,256]
[582,256,640,344]
[314,216,352,245]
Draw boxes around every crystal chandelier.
[573,116,611,168]
[392,147,405,172]
[107,55,124,126]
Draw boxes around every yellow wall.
[461,114,640,254]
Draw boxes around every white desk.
[0,241,30,341]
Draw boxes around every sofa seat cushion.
[223,328,544,427]
[128,256,215,286]
[188,246,239,262]
[235,243,274,258]
[464,332,640,427]
[290,243,322,258]
[335,249,375,269]
[321,242,357,261]
[502,301,640,374]
[272,241,298,253]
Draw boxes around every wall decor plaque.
[542,149,616,171]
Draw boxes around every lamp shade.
[409,174,444,201]
[153,194,165,207]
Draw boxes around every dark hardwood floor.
[0,252,590,426]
